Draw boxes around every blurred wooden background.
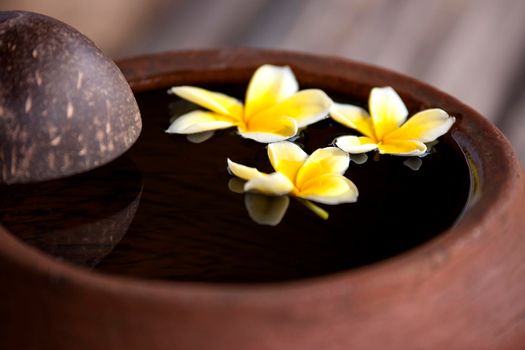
[2,0,525,163]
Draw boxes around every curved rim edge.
[0,48,523,303]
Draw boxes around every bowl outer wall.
[0,49,524,350]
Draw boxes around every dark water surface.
[0,86,471,283]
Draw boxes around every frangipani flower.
[331,87,455,156]
[166,65,332,143]
[227,141,358,220]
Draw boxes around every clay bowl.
[1,49,524,350]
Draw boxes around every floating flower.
[166,65,332,143]
[227,141,358,220]
[331,87,455,156]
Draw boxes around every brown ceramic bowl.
[1,49,524,350]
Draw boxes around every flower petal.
[169,86,243,119]
[267,141,308,182]
[237,131,291,143]
[244,193,289,226]
[297,174,358,205]
[244,172,294,196]
[330,103,376,139]
[166,111,235,134]
[378,139,427,156]
[384,109,455,143]
[257,89,332,128]
[369,87,408,140]
[227,159,265,181]
[244,65,298,118]
[296,147,349,189]
[239,116,298,143]
[334,135,378,154]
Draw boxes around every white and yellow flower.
[331,87,455,156]
[227,141,358,220]
[166,65,332,143]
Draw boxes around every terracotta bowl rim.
[0,48,522,302]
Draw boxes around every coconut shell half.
[0,11,142,184]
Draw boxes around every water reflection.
[228,178,287,226]
[403,157,423,171]
[350,153,368,165]
[0,156,143,267]
[245,193,289,226]
[186,131,215,143]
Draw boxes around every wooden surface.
[120,0,525,163]
[2,0,525,162]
